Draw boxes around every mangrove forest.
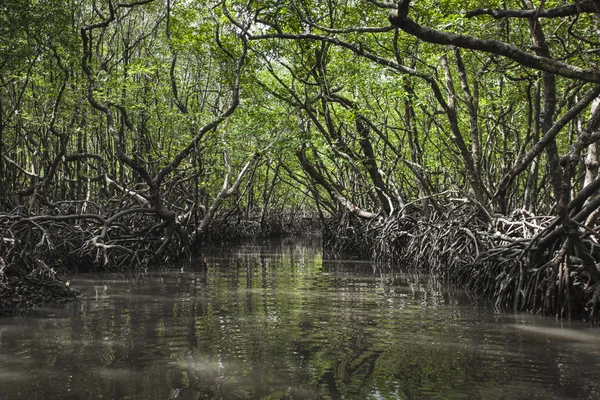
[2,0,600,323]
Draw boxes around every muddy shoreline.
[0,274,79,317]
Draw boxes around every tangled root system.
[325,200,600,321]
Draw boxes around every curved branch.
[153,36,247,184]
[387,14,600,83]
[303,19,396,34]
[495,84,600,199]
[466,1,599,19]
[297,146,379,219]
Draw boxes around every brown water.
[1,237,600,399]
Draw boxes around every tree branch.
[495,84,600,199]
[466,1,599,19]
[386,14,600,83]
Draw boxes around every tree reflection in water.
[1,237,600,399]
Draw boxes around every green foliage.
[1,0,598,222]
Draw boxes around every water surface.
[1,237,600,399]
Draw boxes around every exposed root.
[323,212,378,258]
[325,200,600,321]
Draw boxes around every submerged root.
[326,202,600,320]
[323,212,377,258]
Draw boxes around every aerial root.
[326,201,600,320]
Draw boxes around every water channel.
[1,236,600,399]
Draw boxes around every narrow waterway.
[1,237,600,399]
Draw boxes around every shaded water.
[1,237,600,399]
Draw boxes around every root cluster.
[325,200,600,321]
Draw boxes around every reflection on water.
[1,236,600,399]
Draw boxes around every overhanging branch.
[466,0,600,19]
[386,6,600,83]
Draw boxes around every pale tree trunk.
[192,128,261,242]
[584,98,600,190]
[523,82,541,213]
[440,54,488,207]
[585,97,600,227]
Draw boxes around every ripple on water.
[2,239,600,399]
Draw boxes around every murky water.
[1,237,600,399]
